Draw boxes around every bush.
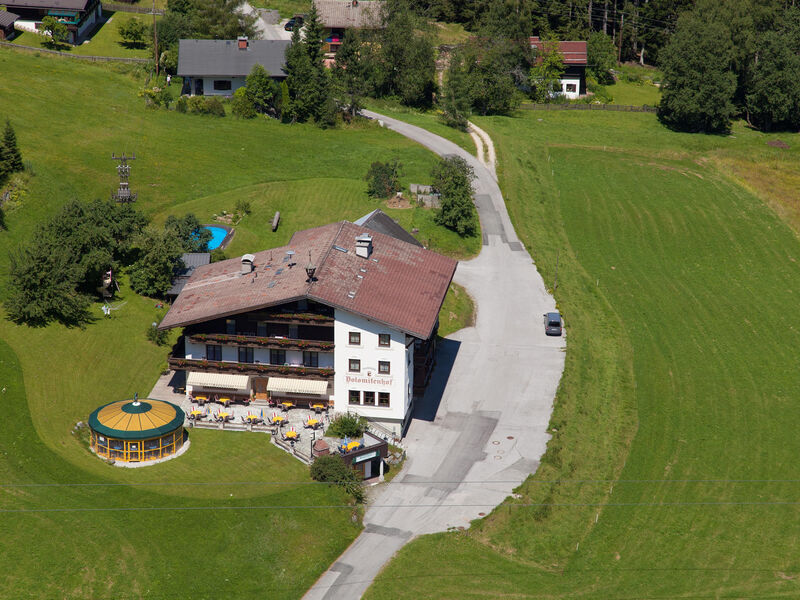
[187,96,226,117]
[175,96,188,113]
[146,322,168,345]
[365,159,403,198]
[235,198,252,215]
[231,87,257,119]
[432,156,478,237]
[310,455,365,503]
[327,413,368,438]
[210,248,227,262]
[139,86,172,109]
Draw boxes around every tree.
[1,119,23,175]
[278,80,290,121]
[285,25,318,122]
[309,455,365,503]
[365,159,403,198]
[129,227,184,297]
[432,156,477,237]
[372,0,436,107]
[164,213,212,252]
[439,49,472,129]
[245,64,279,114]
[41,15,68,47]
[587,31,616,85]
[333,29,373,118]
[658,13,737,133]
[153,11,193,53]
[462,37,525,115]
[191,0,256,39]
[529,38,565,103]
[745,18,800,131]
[118,16,147,47]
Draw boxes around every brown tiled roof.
[314,0,383,29]
[530,37,587,66]
[158,221,457,340]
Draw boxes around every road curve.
[302,111,565,600]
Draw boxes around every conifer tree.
[2,119,23,174]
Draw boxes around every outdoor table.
[195,396,208,404]
[284,430,298,440]
[305,419,320,429]
[190,410,204,418]
[346,441,361,452]
[271,416,286,425]
[220,397,231,406]
[246,415,261,423]
[280,402,294,410]
[218,412,231,421]
[311,404,326,413]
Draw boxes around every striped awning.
[267,377,328,395]
[187,372,249,391]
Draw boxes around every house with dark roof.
[0,10,20,40]
[530,37,588,99]
[313,0,383,59]
[159,219,456,431]
[177,37,290,97]
[166,252,211,300]
[3,0,101,44]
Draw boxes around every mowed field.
[0,49,472,598]
[365,111,800,597]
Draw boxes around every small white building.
[530,37,588,100]
[159,214,456,433]
[177,37,290,97]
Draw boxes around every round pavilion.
[88,398,186,463]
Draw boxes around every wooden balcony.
[260,311,334,326]
[168,356,334,380]
[188,333,334,352]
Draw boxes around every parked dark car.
[284,16,304,30]
[543,312,562,336]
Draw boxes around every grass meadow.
[364,111,800,597]
[12,11,156,59]
[0,48,473,598]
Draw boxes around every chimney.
[355,233,373,259]
[241,253,255,274]
[238,36,248,50]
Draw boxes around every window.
[349,359,361,373]
[213,80,232,91]
[363,391,375,406]
[378,392,390,407]
[206,345,222,361]
[349,390,361,405]
[565,83,577,93]
[378,333,391,347]
[270,349,286,365]
[257,321,267,337]
[349,331,361,345]
[378,361,390,375]
[303,351,319,367]
[238,346,254,363]
[289,325,298,339]
[226,319,236,334]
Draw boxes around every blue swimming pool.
[203,226,229,250]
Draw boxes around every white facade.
[333,309,413,428]
[559,77,581,100]
[188,76,246,96]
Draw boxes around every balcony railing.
[168,356,334,379]
[188,333,334,352]
[260,311,334,326]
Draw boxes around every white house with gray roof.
[178,37,290,96]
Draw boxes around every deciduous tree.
[118,16,147,47]
[432,156,477,237]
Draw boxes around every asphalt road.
[302,111,566,600]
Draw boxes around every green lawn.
[248,0,309,18]
[365,111,800,598]
[364,98,477,156]
[437,282,474,338]
[607,79,661,106]
[0,49,468,598]
[12,11,156,59]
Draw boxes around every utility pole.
[111,153,137,203]
[153,0,159,77]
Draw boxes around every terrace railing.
[188,333,334,352]
[168,356,334,380]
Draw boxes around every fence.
[520,103,657,113]
[102,2,165,14]
[0,40,149,63]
